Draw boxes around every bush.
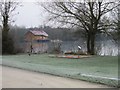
[2,32,15,54]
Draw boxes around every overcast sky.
[14,1,48,28]
[1,0,117,28]
[11,0,90,28]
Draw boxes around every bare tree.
[118,7,120,42]
[40,0,120,55]
[0,0,20,32]
[107,5,120,44]
[114,7,120,42]
[0,0,20,54]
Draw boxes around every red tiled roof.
[30,30,48,37]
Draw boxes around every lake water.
[21,39,118,56]
[48,40,118,56]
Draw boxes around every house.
[24,30,49,53]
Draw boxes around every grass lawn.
[2,54,118,87]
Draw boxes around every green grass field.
[2,54,119,87]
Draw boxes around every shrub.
[2,32,15,54]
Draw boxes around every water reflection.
[48,40,118,56]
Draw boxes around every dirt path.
[1,66,111,88]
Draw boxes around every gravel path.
[1,66,111,88]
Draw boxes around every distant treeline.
[7,25,115,54]
[9,25,114,44]
[10,26,82,42]
[9,25,83,53]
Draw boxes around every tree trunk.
[86,32,96,55]
[87,33,91,54]
[90,33,95,55]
